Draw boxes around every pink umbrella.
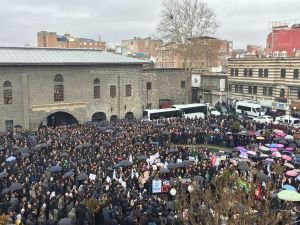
[285,147,294,151]
[282,155,292,161]
[266,158,275,162]
[286,170,298,177]
[270,148,278,152]
[276,132,286,137]
[277,144,284,148]
[272,152,281,158]
[247,151,257,155]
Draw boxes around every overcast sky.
[1,0,299,49]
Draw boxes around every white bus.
[235,101,264,118]
[142,108,183,120]
[172,103,208,119]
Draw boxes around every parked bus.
[143,108,183,120]
[235,101,264,118]
[172,103,208,119]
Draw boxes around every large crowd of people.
[1,112,300,225]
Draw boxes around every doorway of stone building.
[47,111,79,127]
[91,112,107,122]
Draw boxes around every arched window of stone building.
[3,80,12,104]
[54,74,64,102]
[94,78,100,99]
[280,88,285,98]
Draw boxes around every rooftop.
[0,47,149,65]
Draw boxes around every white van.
[274,116,300,128]
[235,101,264,118]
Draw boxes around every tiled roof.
[0,47,149,65]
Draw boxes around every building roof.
[0,47,149,65]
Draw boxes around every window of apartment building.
[5,120,13,132]
[263,87,267,96]
[181,81,186,88]
[253,86,257,94]
[146,82,152,90]
[3,80,12,104]
[281,68,286,78]
[264,69,268,77]
[249,68,253,77]
[243,68,247,76]
[298,90,300,99]
[125,84,132,97]
[110,85,117,98]
[230,68,234,76]
[258,68,263,77]
[234,85,238,93]
[234,68,239,76]
[229,84,232,92]
[248,86,252,94]
[268,87,273,96]
[294,69,299,79]
[94,78,100,99]
[280,88,285,98]
[239,85,243,93]
[54,74,64,102]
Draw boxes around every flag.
[131,169,134,179]
[211,155,216,167]
[113,169,116,180]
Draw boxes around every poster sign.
[152,179,162,193]
[162,180,171,193]
[89,173,96,180]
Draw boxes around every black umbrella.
[119,160,133,167]
[160,168,170,174]
[36,143,50,149]
[155,124,165,128]
[21,153,30,158]
[134,142,142,146]
[17,148,29,154]
[105,129,113,133]
[49,165,62,173]
[193,175,204,181]
[1,188,10,194]
[256,172,268,182]
[9,182,22,192]
[167,163,177,169]
[168,148,178,154]
[182,160,193,167]
[0,146,5,151]
[61,152,69,157]
[64,171,75,177]
[58,218,72,225]
[78,159,87,163]
[137,155,147,160]
[238,164,250,171]
[103,141,112,147]
[0,171,8,179]
[77,173,88,181]
[278,139,288,145]
[210,124,218,128]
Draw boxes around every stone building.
[141,68,186,109]
[227,57,300,114]
[0,47,147,131]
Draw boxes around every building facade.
[227,57,300,113]
[141,68,186,109]
[0,47,147,131]
[266,20,300,57]
[121,37,163,59]
[38,31,106,50]
[191,69,227,105]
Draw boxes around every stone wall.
[142,68,186,109]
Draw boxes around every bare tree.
[158,0,219,103]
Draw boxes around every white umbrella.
[285,135,294,140]
[284,162,295,169]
